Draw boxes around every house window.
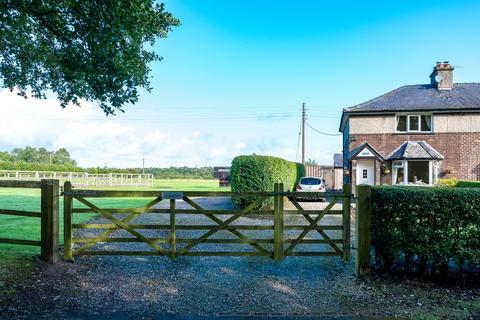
[392,161,404,184]
[407,161,429,184]
[409,115,420,131]
[396,114,432,133]
[362,169,368,179]
[396,116,407,132]
[392,160,438,185]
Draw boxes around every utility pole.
[142,158,145,174]
[301,102,306,165]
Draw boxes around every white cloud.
[0,90,339,168]
[0,90,283,167]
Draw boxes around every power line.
[305,121,342,136]
[0,114,341,122]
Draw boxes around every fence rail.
[0,170,154,187]
[0,179,59,263]
[63,182,352,261]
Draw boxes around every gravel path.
[1,197,479,319]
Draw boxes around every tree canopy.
[0,0,179,115]
[1,146,77,165]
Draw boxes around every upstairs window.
[396,114,432,133]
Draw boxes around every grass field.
[0,179,228,283]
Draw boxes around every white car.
[295,177,326,200]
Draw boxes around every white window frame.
[395,114,433,133]
[391,160,438,186]
[392,161,405,185]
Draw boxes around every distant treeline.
[0,147,77,166]
[0,147,215,179]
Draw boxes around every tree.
[0,1,179,115]
[0,151,12,162]
[12,146,37,162]
[305,158,318,166]
[5,146,77,165]
[53,148,76,166]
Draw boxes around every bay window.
[392,160,439,185]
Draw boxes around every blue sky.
[1,0,480,168]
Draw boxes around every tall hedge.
[371,186,480,274]
[457,180,480,188]
[230,155,305,207]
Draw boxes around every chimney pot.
[430,61,454,90]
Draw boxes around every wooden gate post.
[342,183,352,261]
[170,199,176,259]
[40,179,59,263]
[356,184,372,276]
[273,183,285,260]
[63,181,73,261]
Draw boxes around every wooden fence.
[63,182,353,261]
[0,179,59,263]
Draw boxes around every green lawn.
[0,179,228,283]
[96,178,227,191]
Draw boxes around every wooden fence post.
[40,179,59,263]
[63,181,73,261]
[342,183,352,261]
[274,183,284,261]
[356,184,372,276]
[170,199,176,259]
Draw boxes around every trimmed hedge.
[230,155,305,208]
[457,180,480,188]
[371,186,480,274]
[436,178,480,188]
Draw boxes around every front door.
[356,159,375,185]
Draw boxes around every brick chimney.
[430,61,454,90]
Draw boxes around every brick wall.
[349,133,480,181]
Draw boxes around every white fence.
[0,170,154,187]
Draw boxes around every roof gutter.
[343,108,480,116]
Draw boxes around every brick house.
[339,62,480,188]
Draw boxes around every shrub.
[371,186,480,274]
[0,161,81,172]
[436,177,458,187]
[230,155,305,208]
[457,180,480,188]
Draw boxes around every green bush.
[457,180,480,188]
[436,177,458,187]
[371,186,480,274]
[230,155,305,208]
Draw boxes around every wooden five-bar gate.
[63,182,352,261]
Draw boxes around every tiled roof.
[386,141,444,160]
[344,83,480,113]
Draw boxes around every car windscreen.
[300,178,322,185]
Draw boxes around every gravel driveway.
[1,197,478,319]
